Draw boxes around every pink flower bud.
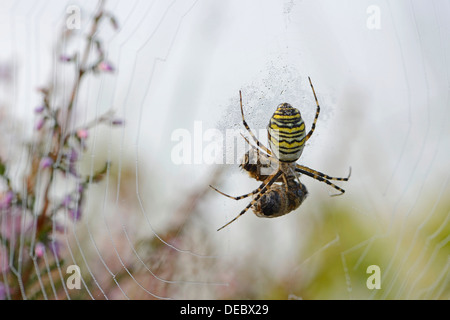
[76,128,89,140]
[35,242,45,258]
[35,118,45,131]
[59,55,72,62]
[40,157,53,169]
[98,61,114,72]
[0,191,13,209]
[34,105,45,113]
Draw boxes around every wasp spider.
[211,77,351,231]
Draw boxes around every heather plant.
[0,1,122,299]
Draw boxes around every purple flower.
[34,105,45,113]
[0,191,14,209]
[35,242,46,258]
[35,117,45,131]
[49,239,62,259]
[68,148,78,163]
[111,119,124,126]
[59,55,72,62]
[0,282,7,300]
[68,164,79,177]
[40,157,53,169]
[0,208,30,241]
[54,223,65,233]
[62,194,72,208]
[68,208,82,221]
[66,149,79,176]
[98,61,114,72]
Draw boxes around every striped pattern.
[211,78,351,231]
[267,103,306,162]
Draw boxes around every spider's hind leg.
[209,185,259,201]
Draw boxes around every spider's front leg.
[239,90,273,156]
[305,77,321,143]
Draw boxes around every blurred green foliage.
[230,199,449,300]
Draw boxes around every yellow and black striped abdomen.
[267,103,306,162]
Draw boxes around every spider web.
[0,0,448,300]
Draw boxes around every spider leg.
[296,164,352,181]
[211,135,278,201]
[209,185,259,201]
[281,172,289,193]
[239,90,273,155]
[295,166,350,196]
[289,166,301,185]
[217,170,283,231]
[240,133,273,159]
[241,133,279,178]
[305,77,321,143]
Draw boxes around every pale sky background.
[0,0,448,299]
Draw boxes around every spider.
[212,146,309,219]
[211,77,351,231]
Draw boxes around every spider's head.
[275,103,301,116]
